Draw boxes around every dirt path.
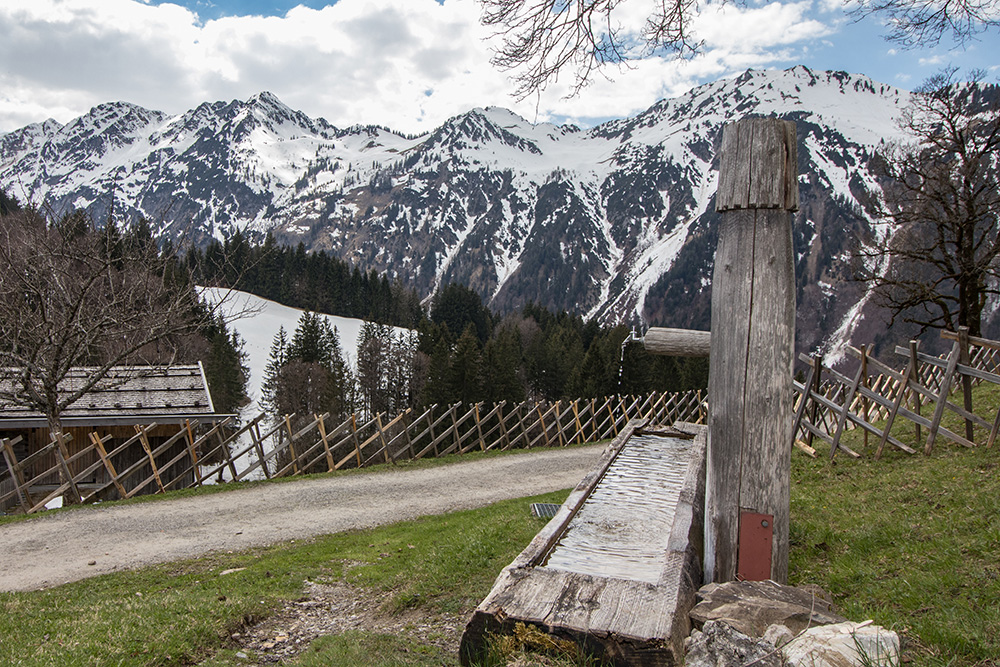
[0,445,605,592]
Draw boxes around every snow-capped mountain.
[0,67,920,357]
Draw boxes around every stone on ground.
[782,621,900,667]
[690,580,847,637]
[684,620,783,667]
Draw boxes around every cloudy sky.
[0,0,997,134]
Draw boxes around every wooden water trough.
[459,418,707,666]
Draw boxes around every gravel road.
[0,445,606,592]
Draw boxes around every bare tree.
[481,0,700,98]
[857,69,1000,337]
[0,207,240,438]
[851,0,999,47]
[480,0,998,97]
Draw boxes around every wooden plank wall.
[1,389,707,514]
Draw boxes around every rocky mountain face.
[0,67,917,358]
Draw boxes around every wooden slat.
[2,437,34,513]
[90,432,127,499]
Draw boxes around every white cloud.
[0,0,843,134]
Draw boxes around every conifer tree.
[448,325,483,403]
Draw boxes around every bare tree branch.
[851,0,1000,48]
[480,0,702,99]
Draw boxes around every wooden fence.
[792,328,1000,460]
[1,389,706,515]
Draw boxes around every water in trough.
[541,434,693,584]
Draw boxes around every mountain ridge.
[0,66,924,358]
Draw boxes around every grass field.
[2,400,998,666]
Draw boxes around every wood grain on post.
[707,117,797,585]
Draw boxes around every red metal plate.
[737,511,773,581]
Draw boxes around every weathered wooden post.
[706,117,797,584]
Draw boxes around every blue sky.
[0,0,996,134]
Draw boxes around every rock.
[763,623,794,648]
[685,620,783,667]
[783,621,900,667]
[691,580,847,637]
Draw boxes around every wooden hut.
[0,364,228,510]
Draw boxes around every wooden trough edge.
[459,419,708,667]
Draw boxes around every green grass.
[0,489,567,667]
[790,382,1000,666]
[2,393,998,666]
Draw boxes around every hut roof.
[0,364,226,428]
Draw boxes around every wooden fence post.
[958,327,975,442]
[91,432,128,500]
[706,117,797,585]
[54,431,84,505]
[909,341,922,444]
[860,345,870,450]
[136,425,166,493]
[2,437,34,513]
[351,414,363,467]
[375,412,391,463]
[284,414,301,474]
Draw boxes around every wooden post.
[908,341,922,444]
[404,413,416,460]
[474,403,486,451]
[184,420,204,486]
[572,401,583,444]
[251,420,270,479]
[91,432,128,500]
[498,403,512,450]
[54,432,84,504]
[351,412,361,468]
[925,340,961,455]
[860,345,870,450]
[2,437,34,513]
[284,414,301,474]
[958,327,975,442]
[136,425,165,493]
[706,117,797,585]
[316,414,335,471]
[375,412,391,463]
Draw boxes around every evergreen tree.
[201,316,250,415]
[421,336,453,406]
[431,282,492,343]
[448,325,483,403]
[261,326,290,416]
[0,188,20,216]
[481,320,525,404]
[262,314,354,424]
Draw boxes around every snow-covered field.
[199,286,411,420]
[191,287,414,483]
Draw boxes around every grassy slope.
[2,399,998,666]
[789,388,1000,666]
[0,484,566,667]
